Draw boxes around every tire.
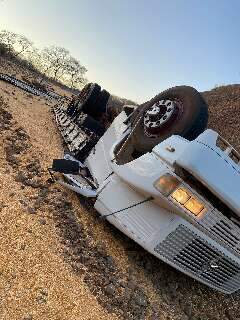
[131,86,208,153]
[75,113,105,137]
[92,89,111,118]
[70,83,101,118]
[79,83,101,116]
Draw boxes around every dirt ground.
[0,59,240,320]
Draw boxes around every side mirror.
[51,159,80,174]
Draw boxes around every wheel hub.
[144,99,177,136]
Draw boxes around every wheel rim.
[143,99,179,137]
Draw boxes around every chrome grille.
[200,209,240,255]
[154,225,240,293]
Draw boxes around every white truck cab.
[52,85,240,294]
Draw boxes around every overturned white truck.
[51,84,240,294]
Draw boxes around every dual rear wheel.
[67,84,208,154]
[66,83,110,137]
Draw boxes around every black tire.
[92,89,110,118]
[131,86,208,153]
[80,83,101,116]
[75,113,105,137]
[79,83,91,99]
[70,83,101,118]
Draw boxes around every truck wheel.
[71,83,101,117]
[78,83,101,116]
[66,85,90,116]
[75,113,105,137]
[92,89,111,118]
[131,86,208,153]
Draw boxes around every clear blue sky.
[0,0,239,102]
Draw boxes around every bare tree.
[23,46,45,76]
[0,42,8,55]
[0,30,17,54]
[0,29,88,89]
[0,31,33,57]
[41,46,70,80]
[65,56,87,88]
[74,75,88,89]
[25,47,40,66]
[14,35,33,57]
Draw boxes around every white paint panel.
[85,112,127,185]
[95,174,176,245]
[177,138,240,216]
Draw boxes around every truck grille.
[200,210,240,255]
[154,225,240,293]
[174,166,240,257]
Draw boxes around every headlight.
[184,198,204,215]
[154,174,180,196]
[172,187,204,216]
[154,174,205,216]
[171,188,191,204]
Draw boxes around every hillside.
[0,59,240,320]
[204,85,240,152]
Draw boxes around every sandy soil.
[0,77,121,320]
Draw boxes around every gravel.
[39,217,47,225]
[4,128,30,168]
[204,84,240,151]
[47,191,152,319]
[0,83,114,320]
[27,207,36,214]
[23,315,33,320]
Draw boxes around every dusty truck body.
[52,84,240,294]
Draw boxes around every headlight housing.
[184,197,205,215]
[171,188,190,204]
[154,174,205,216]
[154,173,180,196]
